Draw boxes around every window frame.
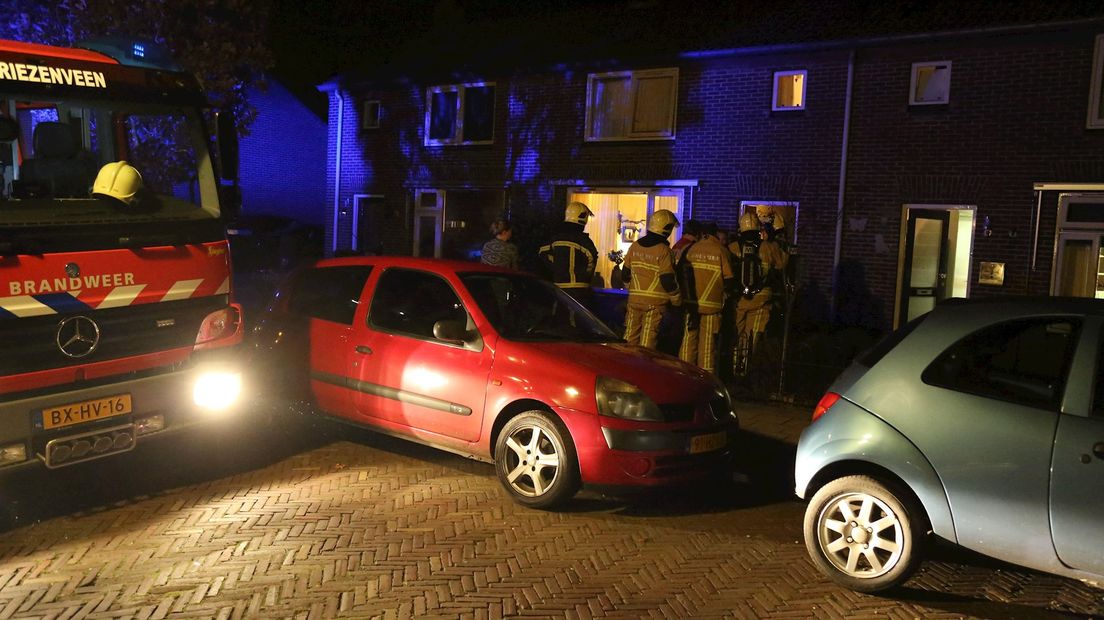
[362,99,381,130]
[909,60,952,106]
[423,82,496,146]
[921,316,1082,411]
[366,267,481,349]
[584,67,679,142]
[772,70,807,111]
[287,265,374,326]
[1088,34,1104,129]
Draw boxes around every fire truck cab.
[0,38,244,470]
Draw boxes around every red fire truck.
[0,38,244,470]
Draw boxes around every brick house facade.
[239,80,326,226]
[319,18,1104,333]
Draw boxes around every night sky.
[269,0,1104,111]
[268,0,618,99]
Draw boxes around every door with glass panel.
[1053,193,1104,299]
[1053,232,1104,298]
[413,190,443,258]
[899,210,950,323]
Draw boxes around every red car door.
[348,267,490,444]
[275,265,374,417]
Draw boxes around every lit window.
[909,61,952,105]
[773,70,807,111]
[585,68,678,141]
[424,83,495,145]
[1088,34,1104,129]
[362,100,381,130]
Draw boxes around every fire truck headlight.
[193,371,242,411]
[0,442,27,465]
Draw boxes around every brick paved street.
[0,401,1100,619]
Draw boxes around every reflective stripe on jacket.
[539,222,597,289]
[686,236,733,314]
[625,239,679,307]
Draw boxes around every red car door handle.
[355,345,373,355]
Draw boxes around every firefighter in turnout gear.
[678,222,734,374]
[730,212,788,378]
[539,202,599,307]
[622,209,681,348]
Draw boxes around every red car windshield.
[460,272,620,343]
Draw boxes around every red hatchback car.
[251,257,738,508]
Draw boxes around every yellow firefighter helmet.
[92,161,143,206]
[565,201,594,225]
[772,213,786,232]
[739,211,760,233]
[646,209,680,237]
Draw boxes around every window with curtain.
[909,61,952,105]
[585,68,678,141]
[772,70,807,111]
[424,83,496,145]
[572,192,682,289]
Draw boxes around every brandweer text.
[9,272,135,295]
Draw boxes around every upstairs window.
[773,70,807,111]
[362,100,381,130]
[909,61,952,105]
[585,68,678,141]
[1089,34,1104,129]
[424,83,495,146]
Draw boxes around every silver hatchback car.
[795,298,1104,592]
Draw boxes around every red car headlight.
[596,376,664,422]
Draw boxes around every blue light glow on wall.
[239,81,326,225]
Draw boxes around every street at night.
[0,402,1099,619]
[4,1,1104,617]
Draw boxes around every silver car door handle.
[355,345,373,355]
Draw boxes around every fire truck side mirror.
[216,110,239,182]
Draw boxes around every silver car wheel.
[502,424,561,498]
[816,491,904,579]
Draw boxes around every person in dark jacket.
[539,201,598,307]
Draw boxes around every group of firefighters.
[538,201,791,379]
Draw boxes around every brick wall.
[844,28,1104,327]
[239,81,326,226]
[322,22,1104,330]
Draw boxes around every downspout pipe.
[830,49,855,322]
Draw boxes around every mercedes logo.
[56,316,101,358]
[64,262,80,278]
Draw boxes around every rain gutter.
[830,50,855,321]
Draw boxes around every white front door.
[413,190,444,258]
[1052,193,1104,298]
[895,205,974,327]
[1053,232,1104,297]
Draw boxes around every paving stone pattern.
[0,403,1100,619]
